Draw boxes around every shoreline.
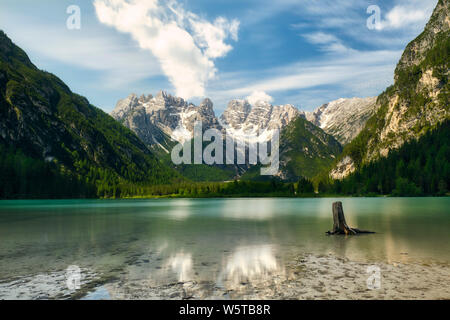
[103,254,450,300]
[1,253,448,300]
[1,195,449,201]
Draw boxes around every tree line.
[1,120,447,199]
[317,120,449,196]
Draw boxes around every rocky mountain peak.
[305,97,378,145]
[111,91,224,147]
[154,90,187,108]
[199,98,213,110]
[111,93,140,121]
[395,0,449,78]
[269,104,300,129]
[220,100,252,130]
[138,94,152,104]
[220,98,300,140]
[155,90,168,100]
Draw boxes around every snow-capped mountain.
[111,92,300,149]
[111,91,220,149]
[110,91,351,181]
[220,99,300,142]
[304,97,378,145]
[111,92,377,161]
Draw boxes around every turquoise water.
[0,198,449,294]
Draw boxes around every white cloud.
[203,0,437,112]
[303,32,354,53]
[207,48,401,111]
[303,32,337,45]
[191,17,240,59]
[0,15,162,90]
[93,0,239,99]
[287,0,437,50]
[378,3,435,30]
[246,91,274,105]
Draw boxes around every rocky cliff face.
[220,100,300,142]
[113,93,300,148]
[219,100,252,131]
[331,0,449,179]
[112,92,339,180]
[111,91,221,149]
[305,97,378,145]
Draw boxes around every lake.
[0,198,449,299]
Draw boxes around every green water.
[0,198,449,296]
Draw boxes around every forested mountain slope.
[0,31,180,198]
[331,0,449,179]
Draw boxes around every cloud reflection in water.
[221,199,277,220]
[165,252,193,282]
[219,245,282,287]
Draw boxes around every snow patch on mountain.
[111,91,220,147]
[111,91,377,153]
[305,97,378,145]
[220,99,300,142]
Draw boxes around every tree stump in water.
[326,202,375,235]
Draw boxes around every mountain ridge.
[112,91,376,147]
[111,90,376,181]
[0,30,180,198]
[304,97,378,145]
[330,0,449,179]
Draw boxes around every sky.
[0,0,438,113]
